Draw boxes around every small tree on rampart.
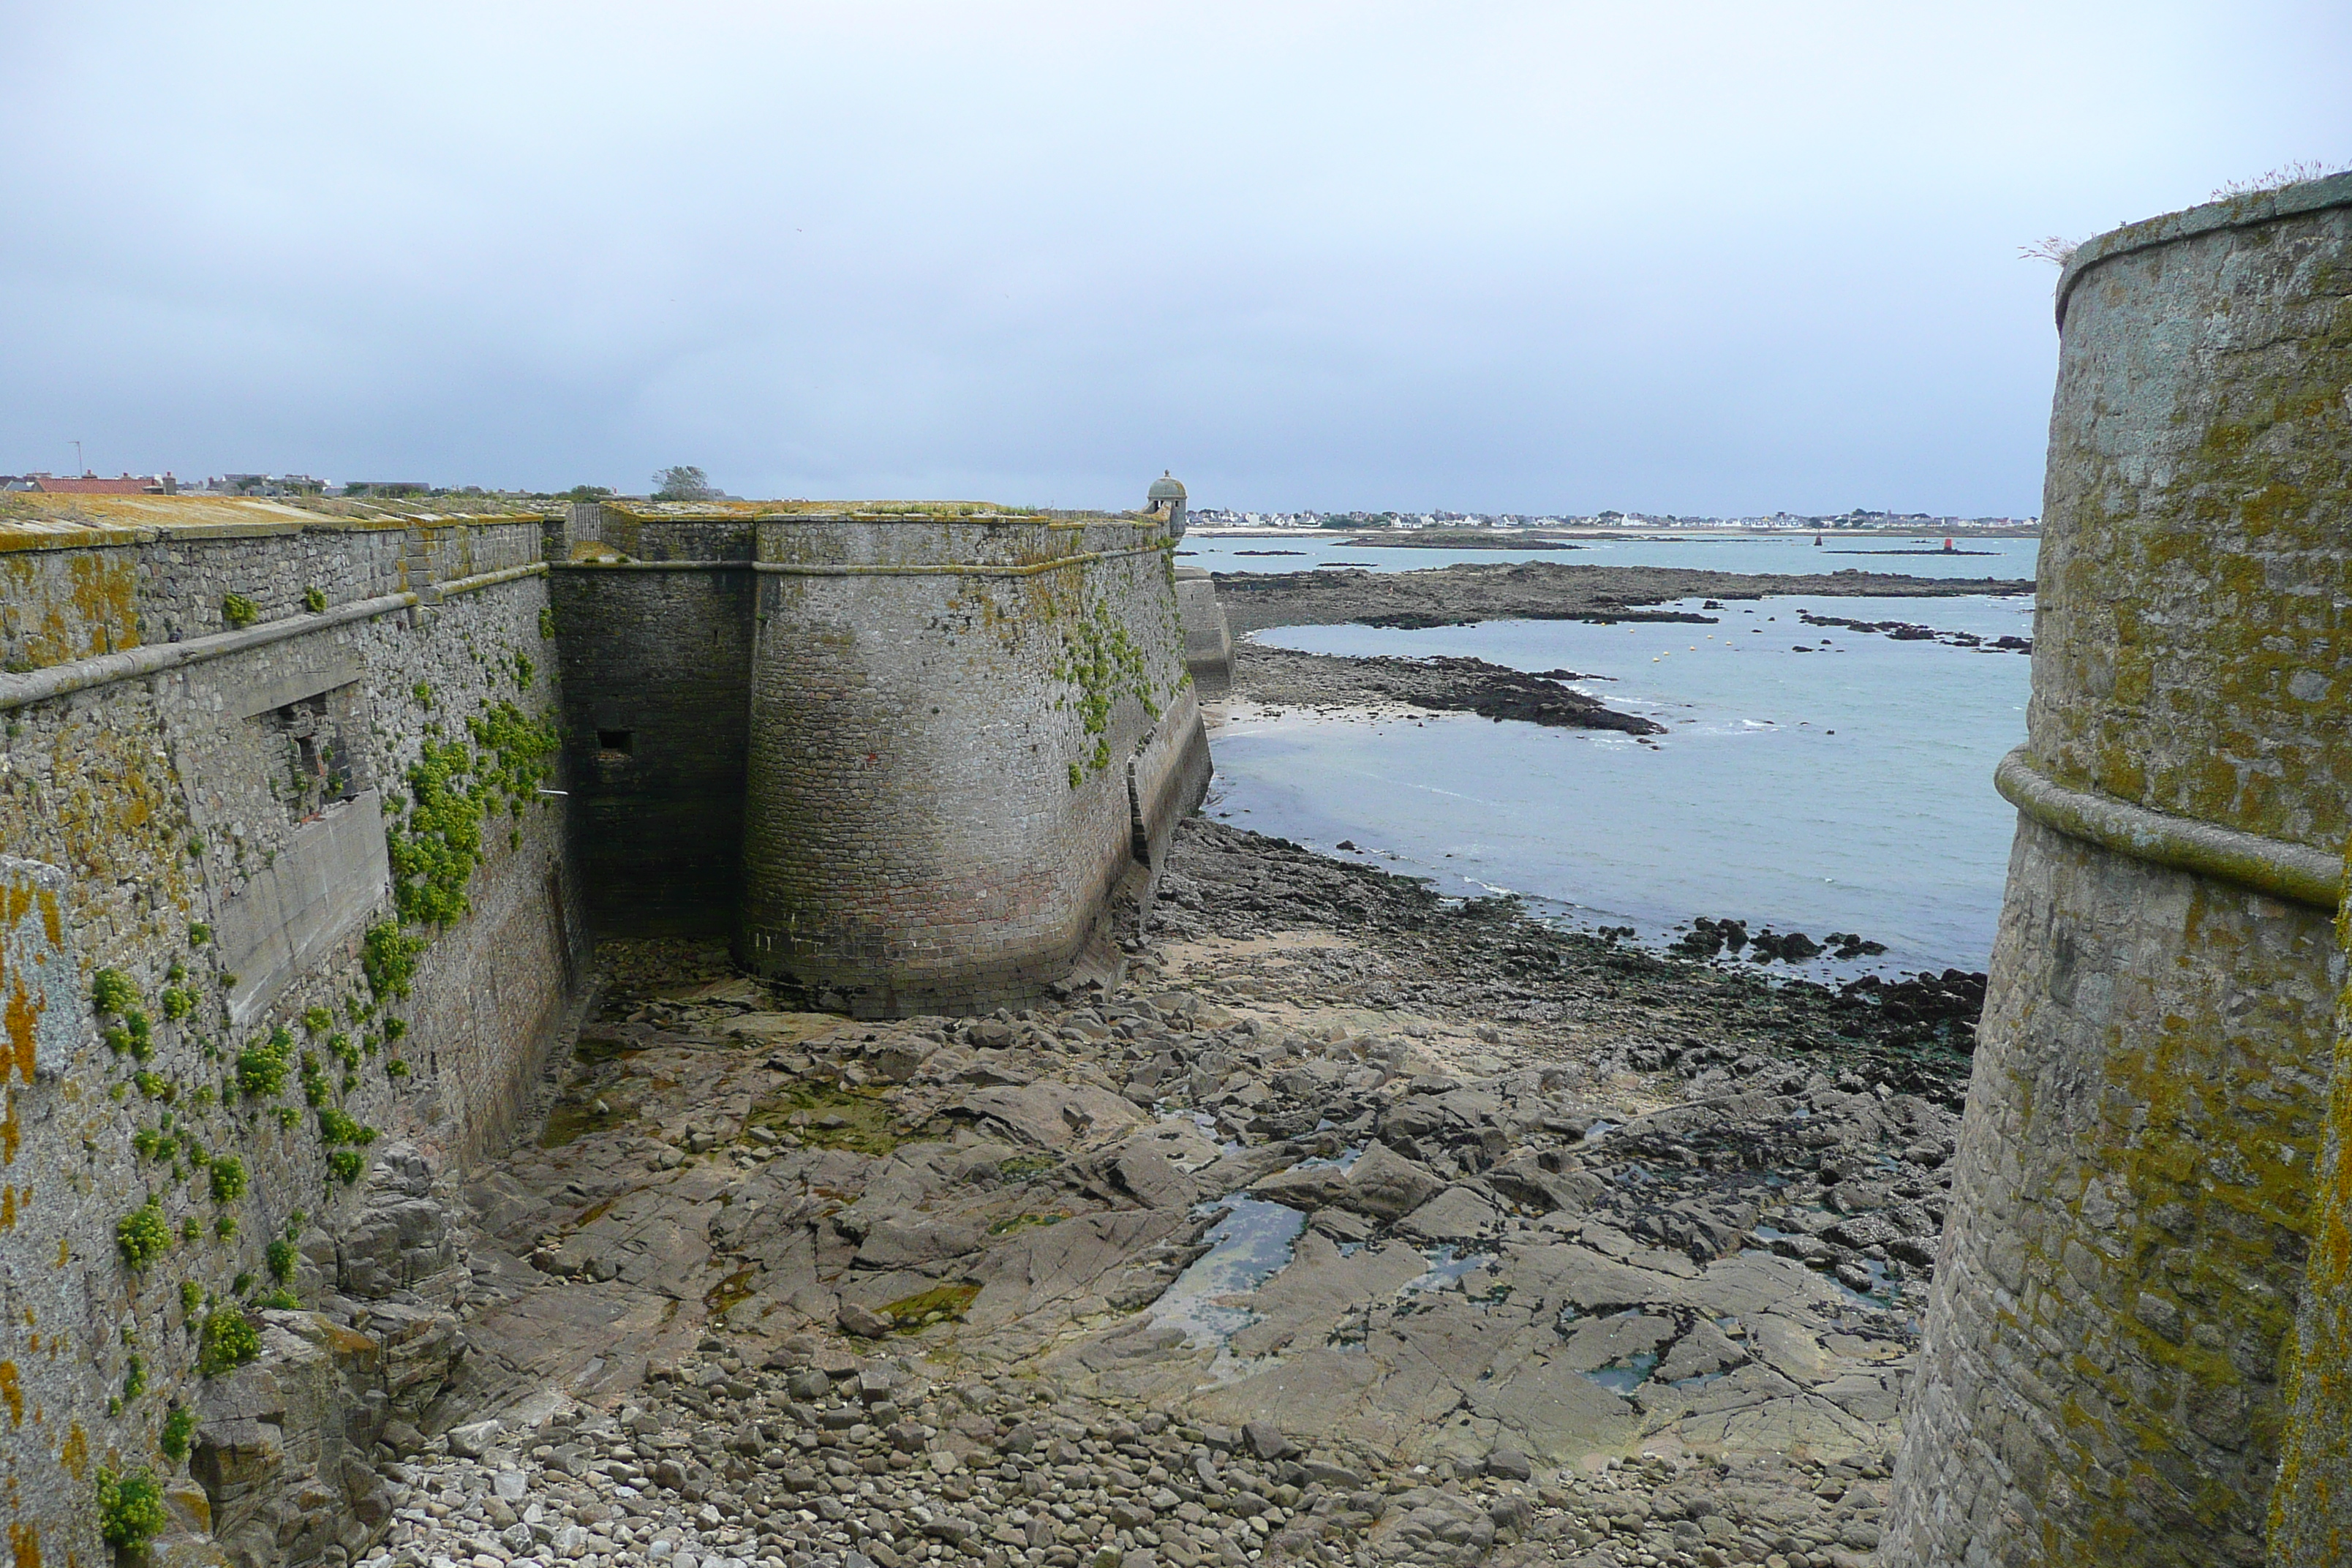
[652,465,716,501]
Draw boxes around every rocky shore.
[1227,647,1662,735]
[1213,562,2032,636]
[274,814,1989,1568]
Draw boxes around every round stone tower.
[1882,173,2352,1565]
[1146,470,1188,537]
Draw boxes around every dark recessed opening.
[597,729,635,755]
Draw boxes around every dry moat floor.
[350,818,1985,1568]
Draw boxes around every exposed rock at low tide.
[1227,647,1663,735]
[256,818,1961,1568]
[1213,559,2033,637]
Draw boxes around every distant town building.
[209,473,324,497]
[27,472,178,494]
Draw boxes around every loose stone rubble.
[267,818,1972,1568]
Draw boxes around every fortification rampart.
[1882,173,2352,1567]
[0,489,1213,1568]
[737,512,1199,1014]
[548,503,1210,1014]
[1,500,580,1568]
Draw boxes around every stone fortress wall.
[1882,173,2352,1565]
[0,490,1212,1568]
[549,502,1213,1015]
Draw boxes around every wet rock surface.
[1227,647,1662,735]
[1792,609,2030,655]
[1213,561,2032,637]
[257,818,1975,1568]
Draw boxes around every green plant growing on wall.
[235,1029,294,1098]
[386,736,483,925]
[1053,603,1159,783]
[213,1214,236,1239]
[196,1308,259,1376]
[328,1032,360,1071]
[92,968,137,1014]
[208,1156,246,1204]
[361,923,418,1000]
[265,1237,296,1284]
[327,1148,365,1184]
[160,983,194,1021]
[513,652,535,690]
[303,585,327,612]
[105,1008,154,1061]
[411,682,432,709]
[298,1052,328,1107]
[468,700,559,815]
[222,594,260,630]
[121,1354,146,1401]
[316,1107,373,1149]
[301,1006,332,1035]
[539,604,557,638]
[188,921,211,946]
[117,1201,171,1269]
[274,1107,299,1129]
[178,1281,202,1317]
[385,703,559,927]
[159,1406,196,1463]
[178,1216,200,1243]
[97,1466,168,1551]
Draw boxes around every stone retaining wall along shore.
[0,492,1212,1568]
[1881,173,2352,1566]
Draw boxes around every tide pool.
[1208,594,2035,976]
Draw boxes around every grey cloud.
[2,1,2345,512]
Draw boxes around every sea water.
[1207,592,2035,976]
[1179,531,2041,583]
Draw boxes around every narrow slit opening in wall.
[597,729,635,755]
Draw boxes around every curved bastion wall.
[736,512,1205,1014]
[550,505,1212,1016]
[1882,174,2352,1565]
[0,492,1215,1568]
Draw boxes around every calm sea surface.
[1179,530,2041,582]
[1207,577,2038,979]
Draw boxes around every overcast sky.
[4,4,2345,516]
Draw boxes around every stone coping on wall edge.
[549,544,1173,578]
[0,562,546,713]
[1995,746,2343,911]
[2055,170,2352,328]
